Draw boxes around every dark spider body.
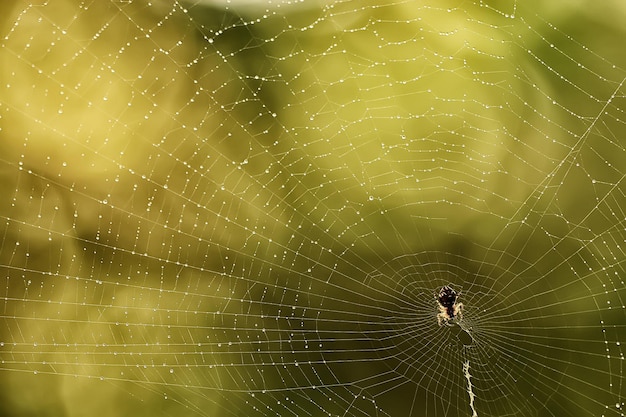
[436,285,463,326]
[438,286,457,317]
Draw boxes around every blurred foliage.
[0,0,625,416]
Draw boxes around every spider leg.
[455,303,464,321]
[437,311,449,326]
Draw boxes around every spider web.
[0,0,625,416]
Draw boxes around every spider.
[436,285,463,326]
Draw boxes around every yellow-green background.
[0,0,625,416]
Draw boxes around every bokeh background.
[1,0,625,416]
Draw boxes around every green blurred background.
[0,0,625,416]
